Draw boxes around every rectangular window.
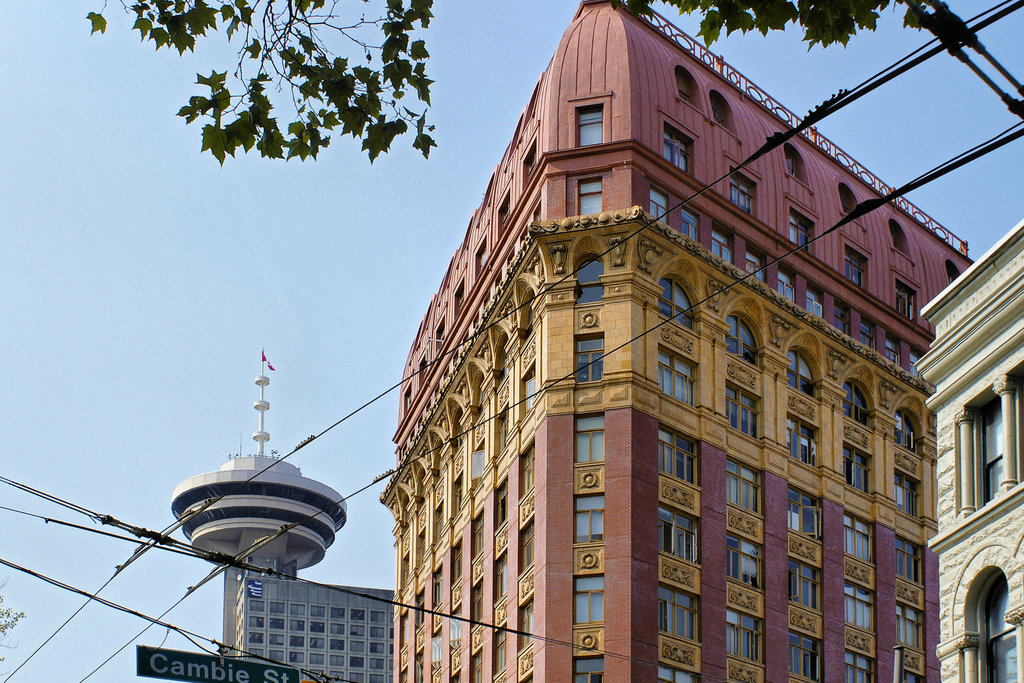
[520,523,534,571]
[658,428,696,483]
[523,367,536,410]
[983,397,1004,504]
[726,610,761,661]
[894,473,919,516]
[471,514,484,559]
[658,586,698,640]
[574,576,604,623]
[578,106,603,146]
[658,350,695,405]
[579,179,603,215]
[726,386,758,438]
[574,495,605,543]
[726,535,761,588]
[844,514,872,562]
[730,175,755,214]
[789,211,813,250]
[495,555,508,601]
[452,542,462,584]
[844,447,871,493]
[895,281,917,320]
[659,506,698,562]
[859,319,876,349]
[495,480,508,529]
[896,604,922,648]
[777,269,795,301]
[745,249,764,281]
[519,601,534,646]
[471,449,485,482]
[450,621,462,650]
[845,248,866,286]
[521,448,535,494]
[788,560,820,609]
[575,416,605,463]
[471,584,483,621]
[788,488,819,537]
[432,567,443,608]
[680,208,698,241]
[452,474,463,512]
[789,632,820,681]
[885,337,901,365]
[726,460,760,512]
[806,287,823,317]
[845,651,873,683]
[787,418,817,466]
[844,583,874,629]
[711,228,733,262]
[574,657,605,683]
[650,187,669,218]
[575,337,604,383]
[834,303,850,335]
[494,629,506,673]
[895,538,921,583]
[659,666,698,683]
[663,124,692,172]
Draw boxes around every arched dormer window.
[576,257,604,304]
[675,65,697,103]
[787,351,814,396]
[726,315,756,365]
[946,259,961,284]
[658,278,693,329]
[894,410,916,452]
[983,573,1016,682]
[889,219,909,254]
[784,143,806,182]
[843,382,869,425]
[838,183,857,214]
[709,90,734,131]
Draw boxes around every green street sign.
[137,646,300,683]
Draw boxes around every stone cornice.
[931,483,1024,553]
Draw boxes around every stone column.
[961,633,980,683]
[956,409,977,515]
[995,377,1018,490]
[1006,606,1024,683]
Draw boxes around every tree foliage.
[88,0,902,163]
[0,593,25,662]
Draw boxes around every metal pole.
[893,644,905,683]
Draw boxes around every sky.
[1,1,1022,680]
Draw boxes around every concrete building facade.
[384,2,970,682]
[920,218,1024,683]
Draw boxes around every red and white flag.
[262,350,276,371]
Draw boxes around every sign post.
[137,645,301,683]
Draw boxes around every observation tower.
[171,363,346,576]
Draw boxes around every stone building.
[383,2,970,682]
[920,218,1024,683]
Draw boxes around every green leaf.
[86,12,107,34]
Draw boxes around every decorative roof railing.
[643,10,968,256]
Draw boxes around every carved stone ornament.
[576,630,602,652]
[472,557,485,583]
[578,468,602,491]
[1005,605,1024,625]
[894,451,919,476]
[904,651,923,673]
[727,361,758,390]
[661,642,696,666]
[788,394,816,420]
[519,571,535,598]
[498,383,509,408]
[522,341,536,367]
[789,537,818,563]
[705,278,725,312]
[607,235,627,268]
[474,422,485,446]
[576,549,602,572]
[955,407,976,425]
[789,608,820,635]
[726,660,759,683]
[549,244,568,274]
[661,559,697,588]
[580,311,600,329]
[432,669,442,683]
[880,380,900,411]
[994,376,1017,395]
[471,624,483,651]
[451,583,463,607]
[517,646,534,676]
[416,628,425,649]
[524,251,543,281]
[727,509,759,538]
[846,630,871,654]
[896,580,921,606]
[844,558,872,585]
[661,326,695,355]
[844,424,870,448]
[827,349,849,379]
[433,613,443,631]
[637,237,664,273]
[520,492,536,524]
[451,649,461,671]
[769,314,792,347]
[661,480,696,512]
[495,527,508,555]
[727,585,759,612]
[494,600,508,625]
[959,632,981,649]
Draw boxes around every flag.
[247,579,263,598]
[262,350,275,371]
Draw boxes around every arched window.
[894,410,916,452]
[984,574,1016,682]
[576,257,604,304]
[843,382,869,425]
[838,183,857,214]
[784,143,806,182]
[709,90,734,131]
[889,219,909,254]
[726,316,757,365]
[946,259,961,284]
[787,351,814,396]
[658,278,693,328]
[675,65,696,103]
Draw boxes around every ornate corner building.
[920,219,1024,683]
[383,2,970,681]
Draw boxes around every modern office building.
[173,371,395,681]
[384,2,970,682]
[920,218,1024,683]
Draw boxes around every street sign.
[137,645,300,683]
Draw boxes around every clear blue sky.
[1,1,1021,680]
